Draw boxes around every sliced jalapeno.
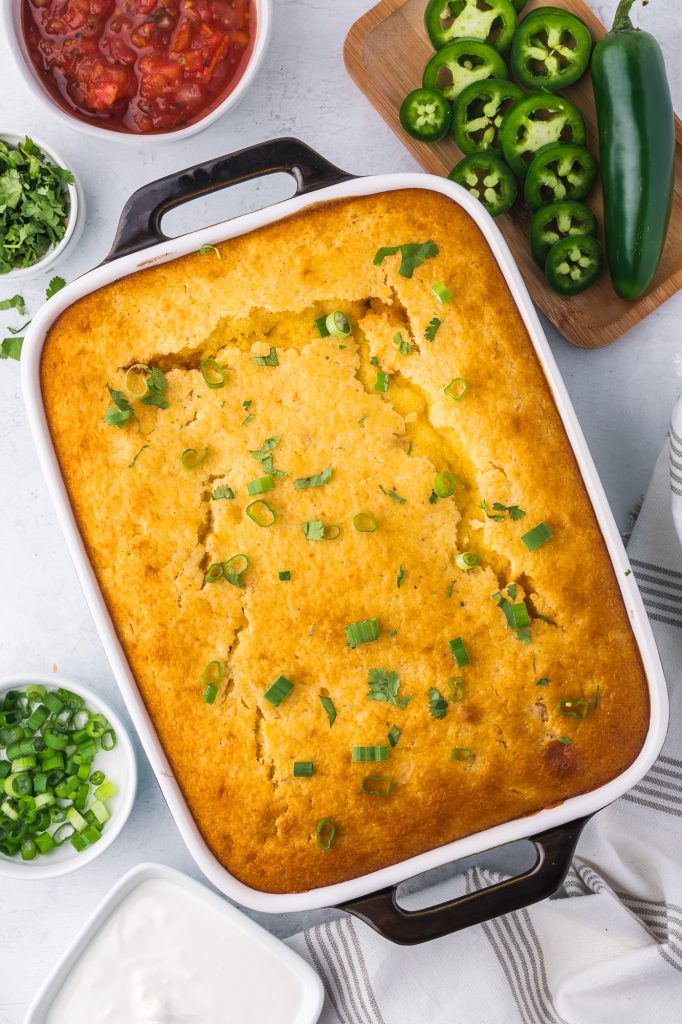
[400,87,452,142]
[448,152,517,217]
[524,143,597,211]
[425,0,517,53]
[511,0,527,10]
[453,78,523,154]
[545,235,603,296]
[530,200,597,268]
[423,39,508,103]
[511,7,592,92]
[499,92,586,179]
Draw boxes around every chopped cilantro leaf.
[480,500,526,522]
[388,724,401,747]
[104,384,134,428]
[294,465,332,490]
[536,677,550,687]
[373,240,439,278]
[425,317,441,341]
[45,276,66,299]
[199,244,221,259]
[140,366,169,409]
[393,332,412,356]
[250,437,286,477]
[0,336,23,361]
[0,294,26,314]
[252,347,279,366]
[428,688,448,719]
[367,668,411,708]
[301,520,325,541]
[396,564,405,588]
[212,485,235,500]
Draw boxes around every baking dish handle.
[338,816,590,945]
[104,137,353,262]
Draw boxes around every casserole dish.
[1,1,271,145]
[21,139,668,943]
[24,862,324,1024]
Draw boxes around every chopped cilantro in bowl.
[0,133,80,278]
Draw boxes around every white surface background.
[0,1,680,1021]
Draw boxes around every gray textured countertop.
[1,2,680,1021]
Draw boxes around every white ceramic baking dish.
[20,139,669,943]
[24,862,324,1024]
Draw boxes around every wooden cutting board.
[344,0,682,348]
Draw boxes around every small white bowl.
[24,862,324,1024]
[0,131,84,281]
[0,672,136,879]
[1,2,272,145]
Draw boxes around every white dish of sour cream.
[25,863,324,1024]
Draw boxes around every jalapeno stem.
[612,0,638,32]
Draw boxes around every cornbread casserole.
[41,189,649,893]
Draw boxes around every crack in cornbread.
[41,190,648,893]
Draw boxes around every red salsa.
[22,0,255,134]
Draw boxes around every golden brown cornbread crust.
[41,190,648,893]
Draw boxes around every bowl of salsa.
[3,0,270,142]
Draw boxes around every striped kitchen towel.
[288,439,682,1022]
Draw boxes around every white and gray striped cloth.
[288,439,682,1022]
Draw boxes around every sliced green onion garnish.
[434,471,456,498]
[354,512,377,533]
[201,661,222,688]
[456,552,478,571]
[432,281,452,304]
[345,618,380,648]
[396,564,405,588]
[316,819,335,851]
[314,314,330,337]
[374,370,389,392]
[428,688,448,719]
[199,243,221,258]
[521,522,553,551]
[94,780,117,801]
[448,637,470,666]
[352,745,390,762]
[326,311,351,339]
[444,378,468,401]
[181,447,209,469]
[447,677,464,703]
[293,761,314,777]
[557,698,590,720]
[199,359,226,389]
[320,695,336,727]
[387,724,401,747]
[278,570,291,581]
[535,677,550,687]
[205,562,225,584]
[224,554,250,587]
[246,500,277,527]
[360,775,392,796]
[124,363,150,399]
[557,736,573,747]
[295,465,332,490]
[264,675,294,707]
[252,347,279,366]
[247,475,274,496]
[511,603,530,629]
[450,748,475,762]
[203,684,218,705]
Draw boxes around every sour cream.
[46,878,306,1024]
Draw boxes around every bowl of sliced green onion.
[0,673,136,877]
